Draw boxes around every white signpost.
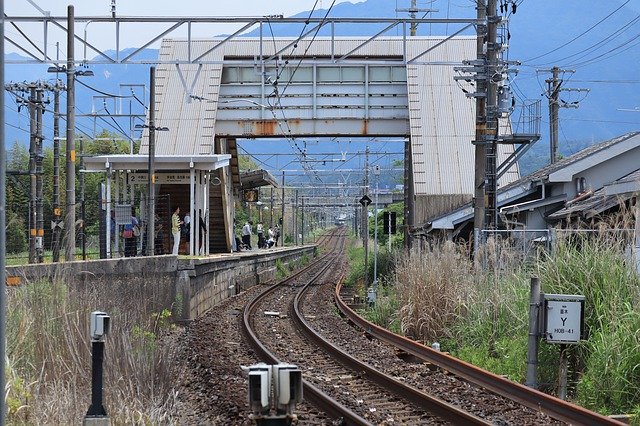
[543,293,585,400]
[544,294,585,344]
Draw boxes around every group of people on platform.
[238,220,280,251]
[114,205,284,256]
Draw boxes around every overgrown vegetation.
[350,223,640,416]
[6,273,180,423]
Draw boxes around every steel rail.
[242,229,370,426]
[292,271,490,425]
[334,281,625,426]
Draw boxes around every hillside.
[5,0,639,177]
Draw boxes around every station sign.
[128,172,191,185]
[543,294,585,344]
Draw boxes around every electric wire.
[523,0,631,63]
[535,14,640,68]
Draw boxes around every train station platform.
[6,245,317,322]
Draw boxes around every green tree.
[6,211,27,254]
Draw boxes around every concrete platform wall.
[6,247,316,322]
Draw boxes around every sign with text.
[243,189,259,202]
[544,294,585,344]
[128,172,192,185]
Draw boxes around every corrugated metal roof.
[405,38,517,196]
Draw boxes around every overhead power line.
[523,0,631,63]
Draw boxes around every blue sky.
[5,0,362,54]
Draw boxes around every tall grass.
[394,228,640,415]
[6,270,180,423]
[536,233,640,414]
[394,241,476,343]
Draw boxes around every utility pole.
[35,87,44,263]
[484,0,500,231]
[25,85,45,263]
[548,67,560,165]
[396,0,436,36]
[27,86,37,263]
[472,0,488,241]
[52,83,63,262]
[147,66,156,256]
[542,67,588,164]
[65,5,76,262]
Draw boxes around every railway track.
[242,228,569,425]
[178,228,623,425]
[334,281,623,426]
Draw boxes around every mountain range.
[5,0,639,177]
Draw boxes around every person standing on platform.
[198,209,207,255]
[274,224,280,247]
[171,206,183,255]
[242,220,253,250]
[123,207,139,257]
[256,221,264,248]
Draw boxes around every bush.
[6,211,27,254]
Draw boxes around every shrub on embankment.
[6,272,181,423]
[387,234,640,416]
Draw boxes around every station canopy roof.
[240,169,279,189]
[84,154,231,172]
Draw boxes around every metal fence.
[475,227,636,270]
[7,194,173,264]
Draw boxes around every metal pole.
[485,0,499,230]
[35,87,44,263]
[79,137,86,260]
[0,0,8,421]
[65,5,76,261]
[301,196,305,245]
[52,86,62,262]
[281,171,285,247]
[388,211,392,252]
[147,66,156,256]
[86,341,107,416]
[473,0,487,247]
[28,85,37,263]
[270,187,274,227]
[526,276,541,389]
[558,344,568,400]
[549,66,560,164]
[373,178,379,293]
[363,147,369,287]
[294,190,299,245]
